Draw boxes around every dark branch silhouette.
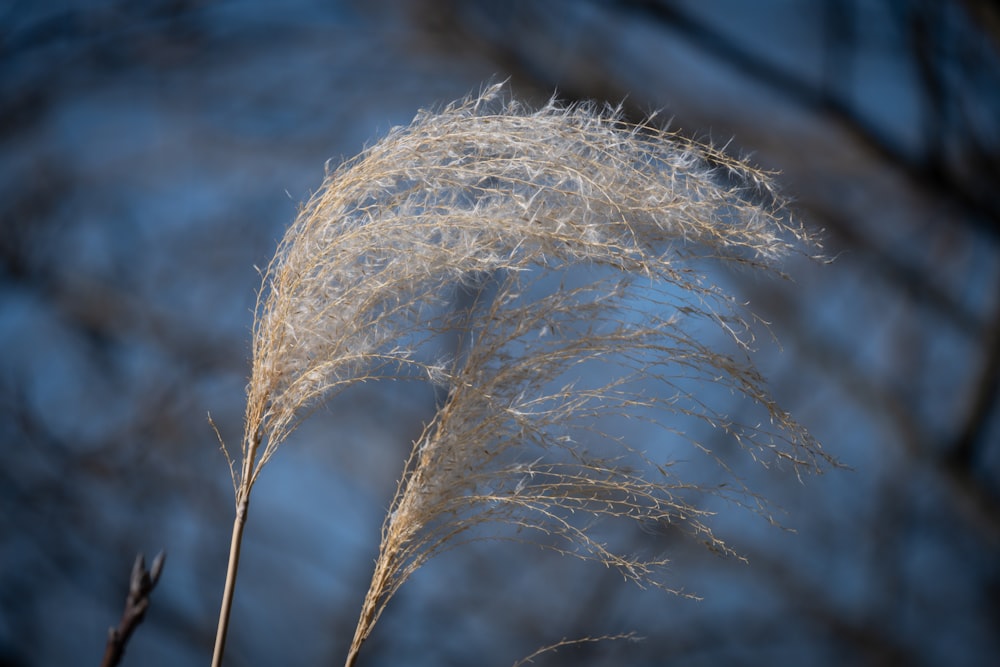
[100,551,166,667]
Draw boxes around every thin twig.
[100,551,166,667]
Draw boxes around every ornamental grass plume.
[211,83,830,667]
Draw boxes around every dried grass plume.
[211,83,831,667]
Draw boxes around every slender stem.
[343,567,379,667]
[212,496,249,667]
[213,431,259,667]
[344,536,400,667]
[344,590,376,667]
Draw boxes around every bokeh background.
[2,1,999,665]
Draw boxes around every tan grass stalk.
[211,83,830,666]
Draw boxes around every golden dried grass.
[211,83,830,667]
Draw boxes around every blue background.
[2,1,998,665]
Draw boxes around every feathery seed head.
[232,84,828,659]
